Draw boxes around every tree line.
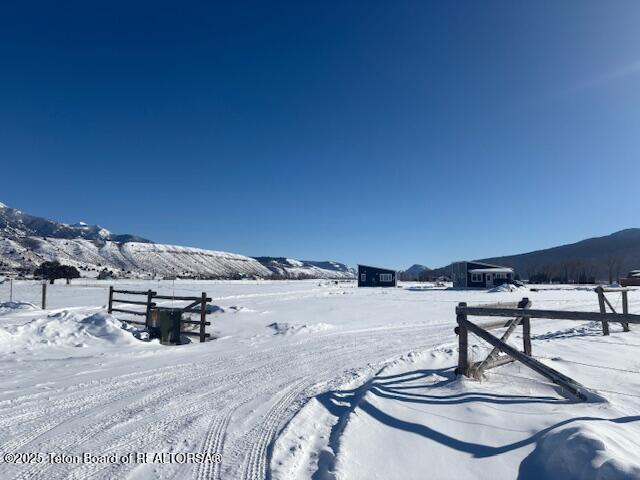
[523,256,624,284]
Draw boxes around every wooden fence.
[107,287,211,343]
[455,297,640,401]
[595,286,630,334]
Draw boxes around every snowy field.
[0,279,639,479]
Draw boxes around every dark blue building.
[358,265,397,287]
[451,261,514,288]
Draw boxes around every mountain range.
[0,202,353,280]
[4,201,639,283]
[426,229,640,282]
[0,202,150,243]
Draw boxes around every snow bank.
[0,301,39,314]
[488,283,525,293]
[0,311,141,351]
[519,422,640,479]
[227,305,255,313]
[204,304,225,314]
[267,322,334,335]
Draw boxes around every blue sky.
[1,1,639,269]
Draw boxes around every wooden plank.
[602,295,617,314]
[601,288,630,332]
[145,290,154,327]
[598,287,631,333]
[200,292,207,343]
[457,306,640,324]
[180,319,211,326]
[472,298,531,378]
[471,317,522,379]
[180,331,211,338]
[110,307,147,316]
[622,290,631,332]
[596,287,610,336]
[475,319,518,331]
[153,295,212,302]
[522,316,532,356]
[112,299,157,306]
[462,318,588,401]
[182,299,202,312]
[470,355,515,372]
[475,301,520,309]
[112,289,156,295]
[108,286,113,314]
[456,302,468,376]
[155,306,203,314]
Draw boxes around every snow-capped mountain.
[252,257,354,279]
[0,203,150,243]
[0,202,354,280]
[0,236,272,278]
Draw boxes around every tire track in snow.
[8,353,273,480]
[240,378,310,480]
[17,343,302,480]
[3,323,452,480]
[193,410,233,480]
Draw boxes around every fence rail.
[107,287,211,343]
[595,286,630,334]
[454,296,638,402]
[457,306,640,324]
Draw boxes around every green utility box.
[148,309,182,345]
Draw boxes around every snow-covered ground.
[0,280,638,479]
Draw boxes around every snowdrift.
[0,311,142,351]
[268,322,334,335]
[519,422,640,479]
[488,283,526,293]
[0,301,39,315]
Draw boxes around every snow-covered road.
[0,280,630,479]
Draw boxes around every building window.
[379,273,393,282]
[360,273,366,282]
[471,273,482,283]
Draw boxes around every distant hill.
[252,257,354,279]
[0,202,354,280]
[0,202,151,243]
[429,229,640,283]
[398,264,431,281]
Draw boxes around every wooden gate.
[108,287,211,343]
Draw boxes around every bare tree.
[604,255,620,284]
[615,256,625,282]
[605,256,623,284]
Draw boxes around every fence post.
[596,287,610,336]
[520,297,532,356]
[9,278,13,302]
[622,290,630,332]
[456,302,468,376]
[41,281,47,310]
[108,286,114,314]
[145,290,154,327]
[199,292,207,343]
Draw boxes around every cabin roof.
[468,267,514,274]
[453,260,511,269]
[357,264,396,272]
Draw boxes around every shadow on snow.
[311,367,640,480]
